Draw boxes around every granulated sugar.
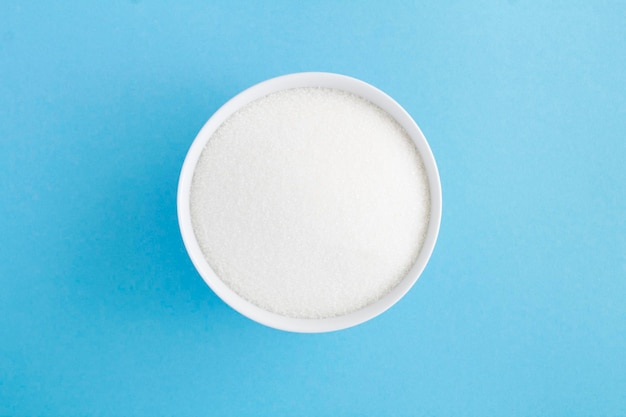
[190,87,430,319]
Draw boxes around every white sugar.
[190,87,430,319]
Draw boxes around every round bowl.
[177,72,442,333]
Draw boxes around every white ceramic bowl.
[177,72,442,333]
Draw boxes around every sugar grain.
[190,87,430,319]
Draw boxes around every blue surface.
[1,2,625,416]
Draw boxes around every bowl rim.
[177,72,442,333]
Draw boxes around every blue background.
[1,1,625,416]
